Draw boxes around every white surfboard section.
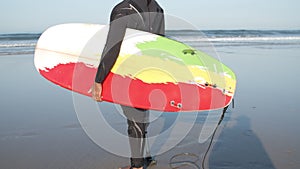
[121,29,158,56]
[34,23,158,72]
[35,24,107,71]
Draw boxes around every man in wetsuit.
[92,0,164,168]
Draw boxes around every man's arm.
[92,9,127,101]
[95,12,128,83]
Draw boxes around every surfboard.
[34,23,236,112]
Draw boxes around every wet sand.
[1,44,300,169]
[210,45,300,169]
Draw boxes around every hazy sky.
[0,0,299,33]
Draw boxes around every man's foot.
[118,166,131,169]
[118,166,142,169]
[144,156,157,167]
[119,157,156,169]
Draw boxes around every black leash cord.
[201,106,228,169]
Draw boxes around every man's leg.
[121,105,149,168]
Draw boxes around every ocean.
[1,30,300,56]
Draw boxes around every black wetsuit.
[94,0,164,168]
[95,0,164,83]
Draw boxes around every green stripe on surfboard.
[136,36,236,80]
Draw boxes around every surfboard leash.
[168,106,229,169]
[201,105,228,169]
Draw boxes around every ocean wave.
[0,43,36,48]
[167,29,300,44]
[0,33,40,41]
[171,36,300,43]
[167,29,300,37]
[209,36,300,42]
[0,51,34,56]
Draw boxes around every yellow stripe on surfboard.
[111,54,236,94]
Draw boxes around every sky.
[0,0,299,33]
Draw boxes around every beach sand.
[0,44,300,169]
[209,45,300,169]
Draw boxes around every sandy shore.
[0,43,300,169]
